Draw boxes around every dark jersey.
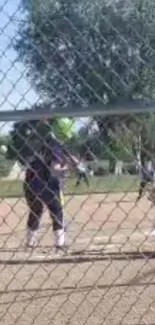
[25,155,50,183]
[25,133,71,183]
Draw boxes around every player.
[75,157,89,187]
[137,160,155,201]
[24,132,78,251]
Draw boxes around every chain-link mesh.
[1,0,155,324]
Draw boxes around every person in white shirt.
[76,157,89,187]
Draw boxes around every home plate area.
[1,193,155,325]
[0,193,155,261]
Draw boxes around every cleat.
[55,245,68,255]
[26,229,38,248]
[54,229,65,247]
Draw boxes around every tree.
[15,0,155,162]
[17,0,155,103]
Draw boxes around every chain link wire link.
[1,0,155,324]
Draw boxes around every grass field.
[0,175,139,197]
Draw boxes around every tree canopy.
[16,0,155,104]
[12,0,155,164]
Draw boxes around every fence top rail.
[1,100,155,121]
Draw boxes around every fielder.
[137,160,155,202]
[24,132,78,250]
[75,157,89,187]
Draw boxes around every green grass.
[0,175,139,198]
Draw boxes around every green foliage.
[16,0,155,104]
[14,0,155,162]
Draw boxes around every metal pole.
[1,100,155,122]
[152,205,155,235]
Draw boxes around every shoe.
[55,244,68,255]
[26,229,38,248]
[54,229,68,255]
[54,229,65,247]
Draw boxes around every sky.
[0,0,86,134]
[0,0,39,133]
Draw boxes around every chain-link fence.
[1,0,155,324]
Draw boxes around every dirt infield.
[0,193,155,324]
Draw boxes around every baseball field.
[0,184,155,325]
